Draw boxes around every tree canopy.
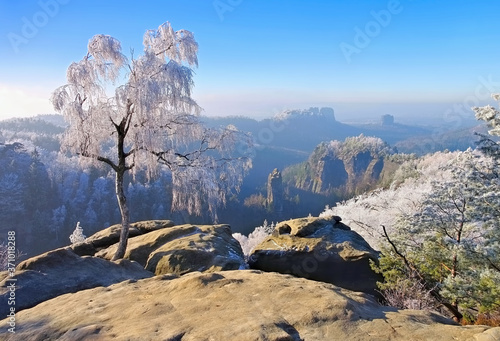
[51,22,252,259]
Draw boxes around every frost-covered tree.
[374,150,500,321]
[69,222,86,244]
[325,148,500,321]
[473,94,500,137]
[51,22,252,260]
[324,151,457,249]
[473,94,500,160]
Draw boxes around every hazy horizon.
[1,1,500,124]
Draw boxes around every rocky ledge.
[1,219,499,340]
[2,270,499,340]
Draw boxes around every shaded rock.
[267,168,284,214]
[70,220,175,256]
[0,248,153,316]
[275,215,346,237]
[317,151,348,190]
[3,270,498,340]
[96,224,246,275]
[249,216,381,294]
[283,136,393,196]
[381,114,395,126]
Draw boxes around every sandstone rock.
[0,248,153,316]
[71,220,175,256]
[275,215,346,237]
[96,224,246,275]
[3,270,497,340]
[267,168,284,213]
[249,216,381,294]
[381,114,395,126]
[284,136,391,195]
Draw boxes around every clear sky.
[1,0,500,123]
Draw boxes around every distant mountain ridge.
[273,106,336,121]
[203,107,436,153]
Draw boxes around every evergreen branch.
[381,225,463,321]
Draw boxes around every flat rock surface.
[0,248,153,317]
[3,270,498,341]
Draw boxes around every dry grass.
[462,312,500,327]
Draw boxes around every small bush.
[69,222,86,244]
[0,243,26,271]
[378,277,439,312]
[233,220,275,259]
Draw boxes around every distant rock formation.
[266,168,284,214]
[381,114,395,125]
[274,106,336,121]
[284,135,393,195]
[248,216,382,295]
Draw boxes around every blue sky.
[1,0,500,123]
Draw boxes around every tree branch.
[381,225,463,321]
[79,151,118,172]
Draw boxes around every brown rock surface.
[2,270,498,341]
[0,248,153,316]
[249,216,382,294]
[70,220,175,256]
[96,224,246,275]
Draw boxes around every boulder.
[3,270,498,340]
[249,216,381,294]
[0,248,153,316]
[70,220,175,256]
[96,224,246,275]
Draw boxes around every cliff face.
[284,135,392,195]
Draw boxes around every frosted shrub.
[379,278,438,311]
[233,220,275,258]
[69,222,86,244]
[261,219,275,234]
[0,244,8,271]
[0,243,25,271]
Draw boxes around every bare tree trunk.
[112,168,130,260]
[112,116,132,261]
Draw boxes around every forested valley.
[0,109,488,258]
